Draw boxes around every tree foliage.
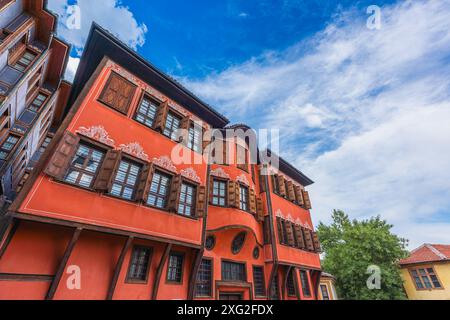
[317,210,408,300]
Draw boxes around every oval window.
[231,232,247,255]
[205,235,216,251]
[253,246,260,259]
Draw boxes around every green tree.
[317,210,408,300]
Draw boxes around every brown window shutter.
[294,185,304,206]
[196,185,206,218]
[179,116,190,143]
[44,132,80,180]
[303,228,315,251]
[287,181,296,202]
[302,190,312,209]
[277,175,286,197]
[135,163,154,201]
[168,174,182,212]
[276,217,283,244]
[227,180,236,207]
[256,197,265,222]
[294,225,306,249]
[222,140,228,165]
[93,150,122,191]
[249,188,257,214]
[312,232,321,252]
[154,101,169,131]
[259,171,266,193]
[99,72,136,114]
[285,222,295,247]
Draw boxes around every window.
[231,232,246,255]
[300,270,311,297]
[263,216,271,245]
[127,246,152,282]
[28,93,48,112]
[0,134,19,160]
[64,143,105,188]
[277,218,289,245]
[12,50,37,72]
[110,159,142,200]
[205,235,216,251]
[291,223,299,248]
[167,253,184,283]
[253,266,266,297]
[239,184,249,211]
[410,268,442,290]
[222,261,246,282]
[236,144,248,171]
[135,96,158,128]
[272,175,280,194]
[320,284,330,300]
[287,269,297,296]
[146,170,171,209]
[163,111,181,140]
[253,247,260,259]
[195,259,212,297]
[188,124,202,153]
[99,72,136,114]
[212,179,227,206]
[177,182,196,216]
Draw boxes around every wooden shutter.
[44,131,80,179]
[228,180,236,207]
[276,217,284,244]
[196,185,206,218]
[303,229,315,251]
[285,222,295,247]
[235,183,241,209]
[93,150,122,191]
[259,171,266,193]
[222,140,228,165]
[294,185,304,206]
[135,163,154,201]
[277,175,286,197]
[294,225,306,249]
[179,116,190,143]
[312,232,321,252]
[99,72,136,114]
[154,101,169,131]
[249,188,257,214]
[256,197,264,222]
[168,174,182,212]
[302,190,312,209]
[287,181,296,202]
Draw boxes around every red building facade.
[0,24,321,300]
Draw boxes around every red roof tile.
[399,244,450,265]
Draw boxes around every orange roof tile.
[399,244,450,265]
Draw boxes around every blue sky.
[48,0,450,249]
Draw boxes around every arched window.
[231,232,246,255]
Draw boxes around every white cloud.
[48,0,148,54]
[182,0,450,248]
[64,56,80,82]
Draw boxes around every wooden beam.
[187,248,204,300]
[0,218,20,260]
[283,265,292,300]
[0,273,54,282]
[46,227,82,300]
[313,270,322,300]
[106,236,133,300]
[267,262,278,300]
[151,243,171,300]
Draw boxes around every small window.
[12,50,37,72]
[253,266,266,297]
[163,111,181,140]
[231,232,246,255]
[212,179,227,206]
[188,124,202,153]
[300,270,311,297]
[146,170,171,209]
[253,246,260,259]
[222,261,246,282]
[28,93,48,112]
[177,182,196,217]
[195,259,212,297]
[287,269,297,296]
[0,134,20,160]
[320,284,330,300]
[167,252,184,283]
[205,235,216,251]
[64,143,105,188]
[135,96,158,128]
[110,159,142,200]
[127,246,152,282]
[411,267,442,290]
[239,184,249,211]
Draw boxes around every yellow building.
[319,272,338,300]
[399,244,450,300]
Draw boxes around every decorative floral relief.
[295,218,302,226]
[303,222,312,230]
[76,125,115,147]
[118,142,149,161]
[275,209,284,218]
[152,156,178,173]
[210,167,230,179]
[236,174,250,186]
[181,167,202,184]
[286,213,294,223]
